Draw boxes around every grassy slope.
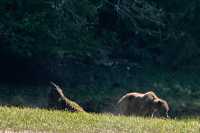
[0,107,199,133]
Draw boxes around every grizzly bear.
[117,91,169,118]
[48,82,85,112]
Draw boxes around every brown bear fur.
[117,91,169,117]
[48,82,85,112]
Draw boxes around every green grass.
[0,107,199,133]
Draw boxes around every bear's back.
[118,92,147,115]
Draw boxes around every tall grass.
[0,107,199,133]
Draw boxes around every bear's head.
[152,99,170,118]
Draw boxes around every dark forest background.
[0,0,200,117]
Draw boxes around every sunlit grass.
[0,107,199,133]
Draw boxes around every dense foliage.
[1,0,200,68]
[1,0,200,116]
[0,0,98,58]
